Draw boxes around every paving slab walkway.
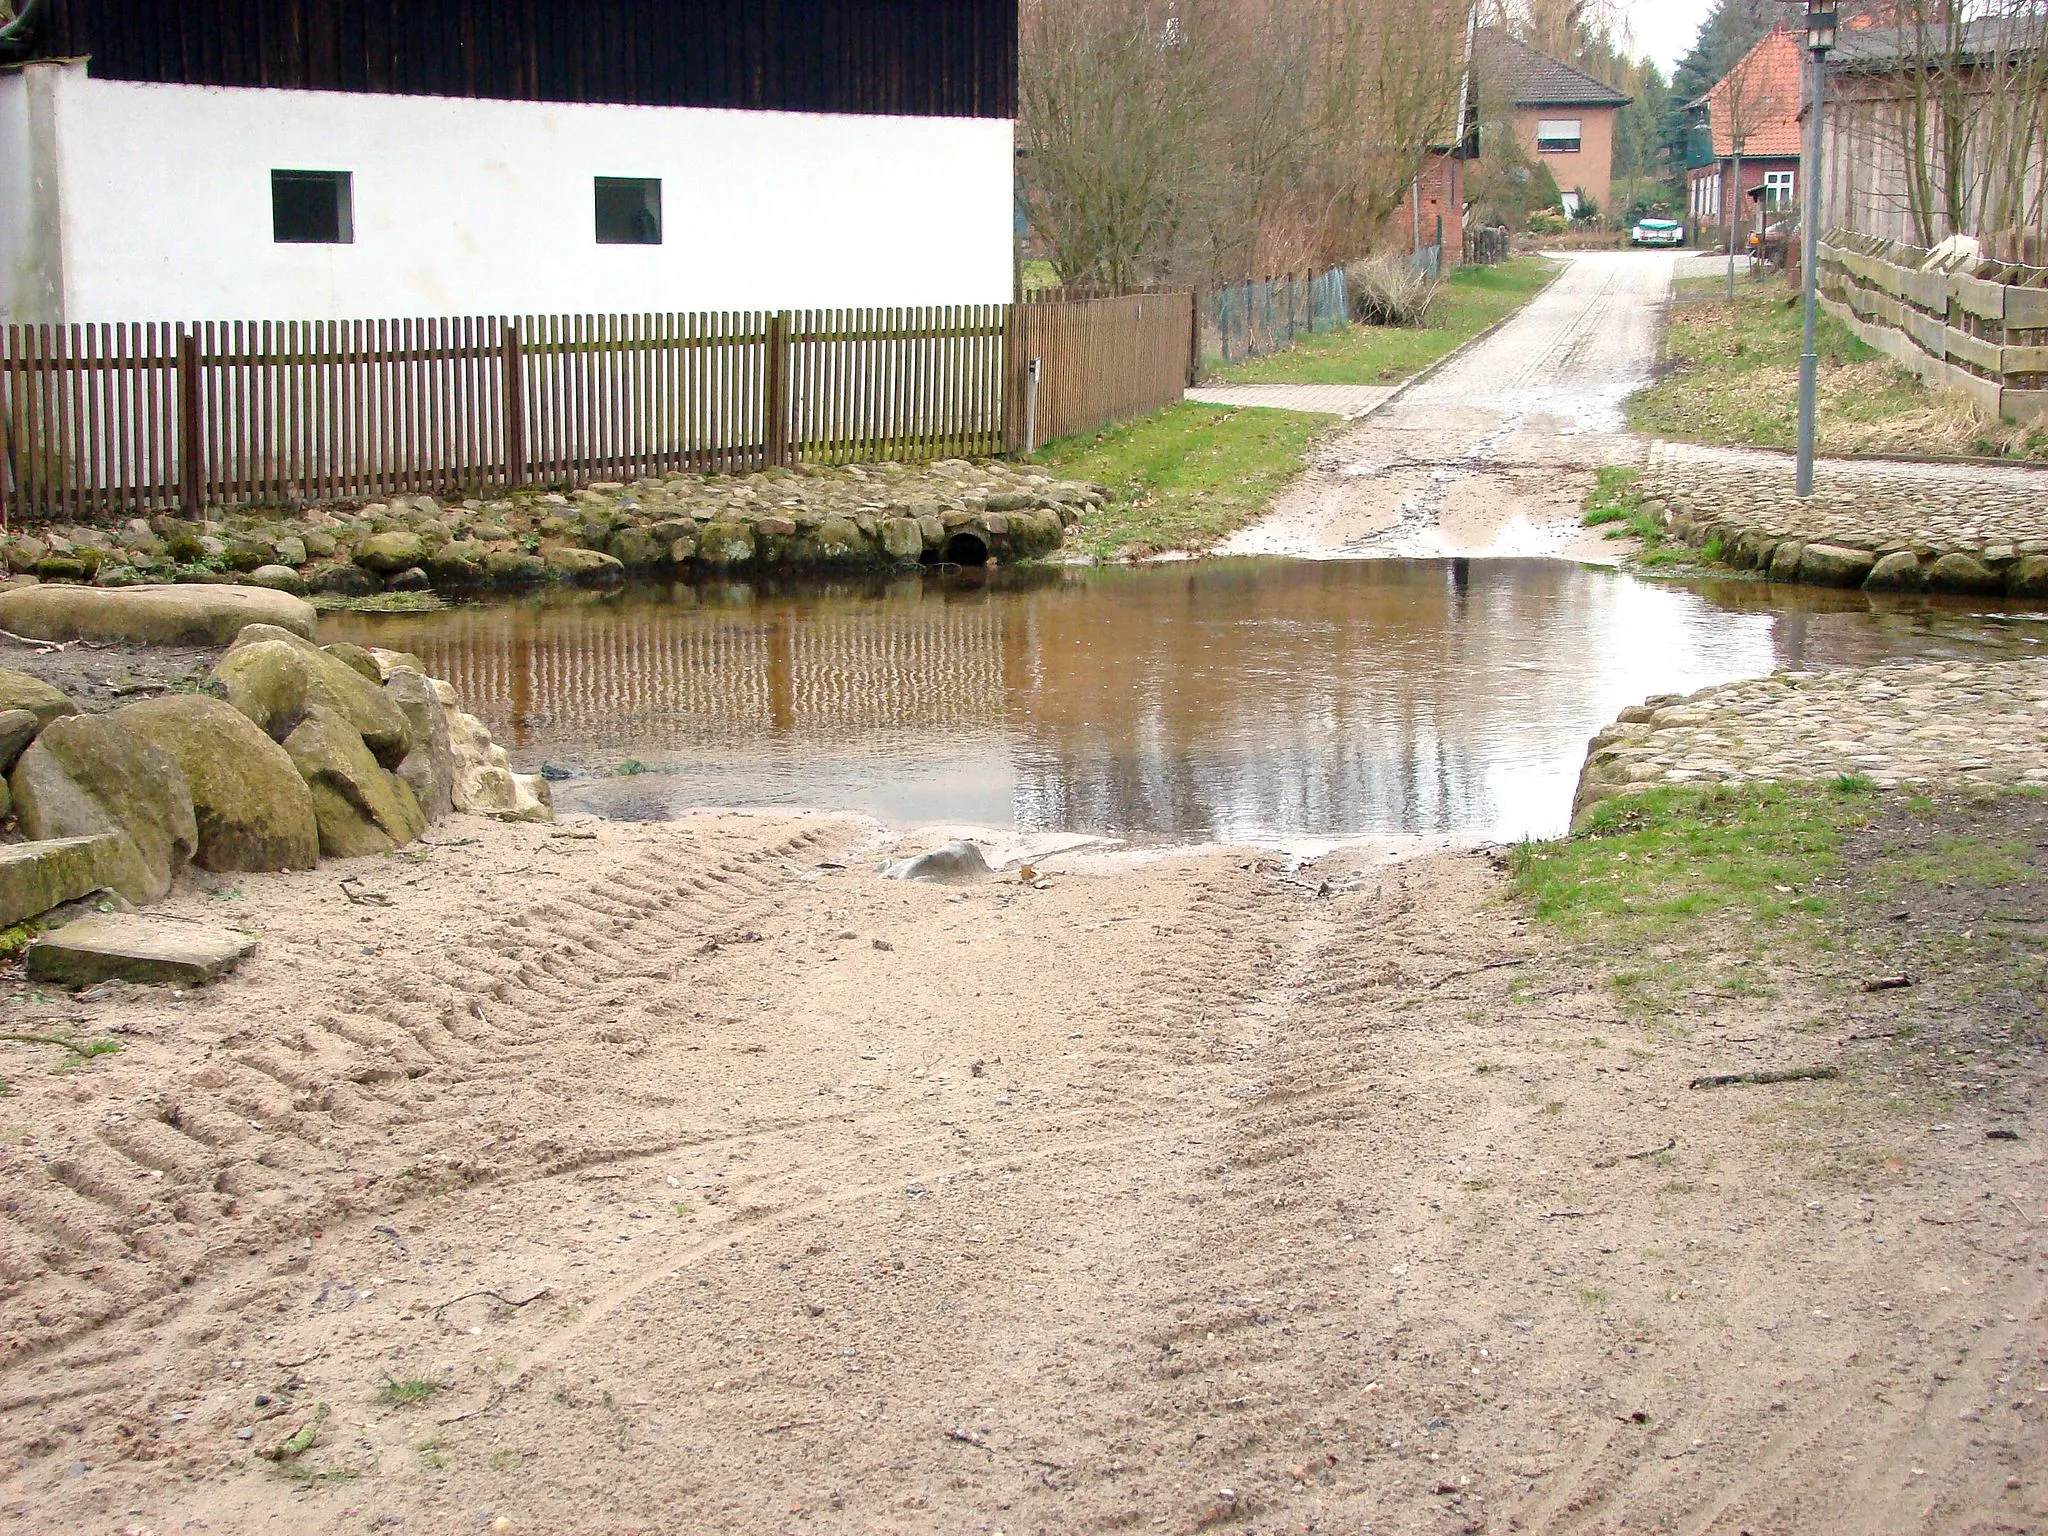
[1574,655,2048,825]
[1183,382,1399,418]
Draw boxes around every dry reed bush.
[1350,253,1443,327]
[1019,0,1475,288]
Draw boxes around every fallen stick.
[1689,1066,1838,1090]
[432,1286,552,1319]
[944,1428,995,1454]
[1626,1137,1677,1161]
[258,1402,329,1461]
[0,628,74,651]
[761,1418,822,1435]
[0,1031,100,1057]
[1861,974,1914,992]
[1427,958,1529,990]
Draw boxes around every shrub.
[1351,253,1441,328]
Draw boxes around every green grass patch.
[1210,258,1558,386]
[1580,465,1694,569]
[1029,401,1333,559]
[380,1378,444,1407]
[1631,276,2048,461]
[1510,782,1885,942]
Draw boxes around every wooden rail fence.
[1818,231,2048,425]
[0,299,1126,522]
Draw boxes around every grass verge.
[1579,466,1708,570]
[1210,257,1558,386]
[1028,401,1334,559]
[1630,275,2048,461]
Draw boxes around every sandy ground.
[1220,252,1691,562]
[0,807,2040,1535]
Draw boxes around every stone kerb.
[1572,657,2048,827]
[1640,441,2048,597]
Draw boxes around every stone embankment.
[1641,441,2048,596]
[2,459,1098,598]
[0,585,543,971]
[1573,657,2048,826]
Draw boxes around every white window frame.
[1762,169,1795,207]
[1535,118,1583,154]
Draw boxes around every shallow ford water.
[326,560,2048,843]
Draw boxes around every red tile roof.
[1704,28,1806,158]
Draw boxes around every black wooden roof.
[14,0,1017,118]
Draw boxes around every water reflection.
[327,561,2047,842]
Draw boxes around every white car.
[1631,218,1685,248]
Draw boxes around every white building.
[0,0,1018,324]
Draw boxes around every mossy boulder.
[1864,550,1924,591]
[354,530,429,573]
[427,539,489,585]
[321,643,383,683]
[115,695,319,873]
[10,714,198,903]
[1926,551,2001,593]
[544,546,626,584]
[696,521,757,567]
[216,625,413,767]
[283,704,426,858]
[0,668,78,728]
[0,583,315,646]
[485,549,548,586]
[2007,554,2048,598]
[1797,543,1876,588]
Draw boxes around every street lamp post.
[1792,1,1838,499]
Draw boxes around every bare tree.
[1019,0,1477,287]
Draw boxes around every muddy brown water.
[325,559,2048,842]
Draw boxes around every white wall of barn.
[17,64,1015,323]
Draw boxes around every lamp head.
[1791,1,1837,53]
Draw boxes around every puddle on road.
[326,560,2048,843]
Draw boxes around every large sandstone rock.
[116,695,319,873]
[544,546,625,584]
[447,709,552,821]
[2006,554,2048,598]
[883,840,992,885]
[0,707,44,770]
[1864,550,1924,590]
[0,834,122,928]
[354,530,429,573]
[282,705,426,858]
[26,912,255,987]
[1926,551,2002,593]
[10,715,198,903]
[0,668,78,727]
[384,670,456,822]
[1798,543,1876,588]
[217,624,412,767]
[0,583,315,646]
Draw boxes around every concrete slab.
[0,835,121,929]
[1185,383,1398,419]
[26,913,256,987]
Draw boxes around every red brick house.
[1686,28,1805,250]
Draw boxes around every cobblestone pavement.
[1644,439,2048,595]
[1183,382,1397,418]
[1573,656,2048,826]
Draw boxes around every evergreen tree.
[1663,0,1777,164]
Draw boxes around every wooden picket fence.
[0,298,1160,522]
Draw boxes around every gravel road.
[1221,250,1690,560]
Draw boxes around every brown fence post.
[764,311,792,468]
[501,320,527,490]
[176,328,202,517]
[1188,290,1202,384]
[1001,302,1023,454]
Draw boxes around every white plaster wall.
[0,73,29,323]
[45,69,1015,322]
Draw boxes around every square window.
[272,170,353,244]
[596,177,662,245]
[1535,118,1582,154]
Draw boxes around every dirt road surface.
[0,811,2039,1534]
[1221,252,1684,562]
